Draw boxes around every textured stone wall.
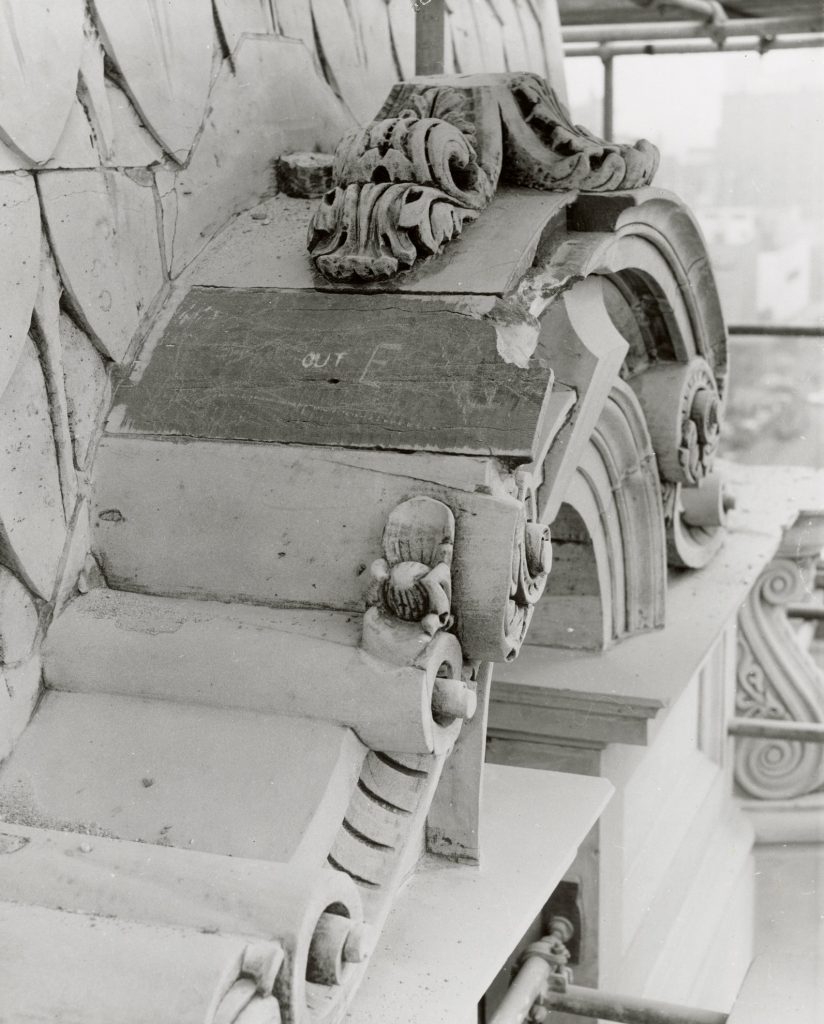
[0,0,559,761]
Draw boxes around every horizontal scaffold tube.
[562,14,822,44]
[565,33,824,57]
[539,983,728,1024]
[728,717,824,743]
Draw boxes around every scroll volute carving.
[308,73,659,283]
[629,358,721,488]
[629,359,729,569]
[735,513,824,800]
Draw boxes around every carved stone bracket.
[367,495,454,637]
[735,512,824,801]
[329,496,477,912]
[308,74,659,281]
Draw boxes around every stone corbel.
[734,511,824,800]
[327,496,475,912]
[307,73,659,282]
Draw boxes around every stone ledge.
[489,464,824,750]
[346,763,613,1024]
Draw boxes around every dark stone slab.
[109,288,554,456]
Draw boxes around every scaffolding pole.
[563,14,823,45]
[566,32,824,58]
[729,718,824,743]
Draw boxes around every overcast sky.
[565,48,824,156]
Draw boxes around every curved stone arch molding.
[530,381,665,649]
[735,513,824,801]
[543,194,725,378]
[612,194,728,389]
[0,0,86,164]
[531,193,729,569]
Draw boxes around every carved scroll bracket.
[735,512,824,801]
[363,495,475,735]
[661,474,733,570]
[308,74,659,282]
[630,358,721,487]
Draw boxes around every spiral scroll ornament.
[502,481,552,661]
[734,558,824,800]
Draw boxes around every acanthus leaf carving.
[308,74,659,282]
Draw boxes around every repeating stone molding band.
[308,73,659,281]
[734,511,824,801]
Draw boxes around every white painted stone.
[0,901,269,1024]
[310,0,376,123]
[349,0,399,102]
[32,244,77,518]
[0,175,40,399]
[60,313,110,471]
[45,97,99,169]
[386,0,415,79]
[90,0,214,162]
[0,338,66,600]
[0,688,363,865]
[214,0,276,52]
[273,0,317,57]
[0,568,38,666]
[38,169,165,364]
[103,80,165,167]
[54,500,93,614]
[158,36,352,277]
[0,0,85,164]
[0,654,41,764]
[77,26,115,162]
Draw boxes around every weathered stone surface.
[273,0,317,56]
[60,313,110,471]
[472,0,507,74]
[103,81,166,167]
[449,0,485,73]
[90,0,214,162]
[110,287,553,457]
[77,26,114,161]
[38,169,164,363]
[214,0,276,52]
[310,0,375,122]
[386,0,415,79]
[54,501,93,614]
[349,0,400,103]
[32,244,77,519]
[0,176,40,399]
[0,654,41,764]
[0,0,85,164]
[157,36,352,277]
[0,568,39,666]
[0,338,66,600]
[0,97,97,172]
[275,152,334,198]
